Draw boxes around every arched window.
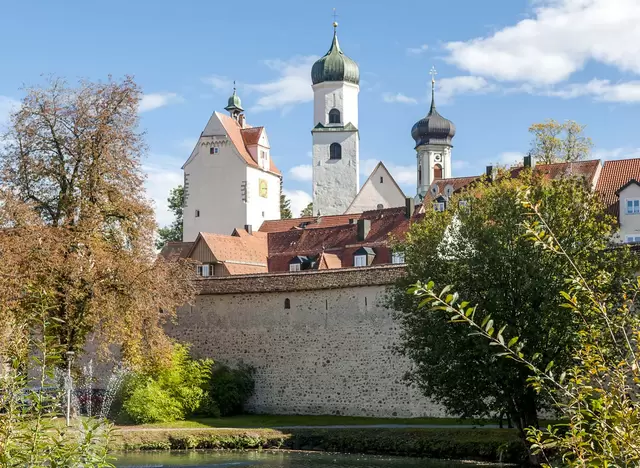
[330,143,342,160]
[418,166,422,184]
[434,164,443,180]
[284,298,291,309]
[328,108,341,124]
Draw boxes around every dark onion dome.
[411,82,456,147]
[311,23,360,86]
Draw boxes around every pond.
[115,451,500,467]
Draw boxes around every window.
[627,199,640,215]
[354,255,367,267]
[380,176,384,183]
[330,143,342,160]
[284,298,291,309]
[196,264,211,277]
[418,166,422,184]
[195,209,200,217]
[626,235,640,243]
[209,147,219,154]
[434,164,443,180]
[392,252,405,264]
[289,263,301,272]
[328,108,341,124]
[433,202,445,212]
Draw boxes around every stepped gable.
[596,158,640,219]
[216,112,281,176]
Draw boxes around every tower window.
[210,147,219,154]
[328,108,341,124]
[329,143,342,160]
[434,164,443,180]
[195,209,200,217]
[284,298,291,309]
[380,176,384,183]
[418,166,422,184]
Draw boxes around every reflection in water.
[115,450,499,467]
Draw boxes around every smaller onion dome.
[224,85,244,113]
[311,23,360,86]
[411,80,456,147]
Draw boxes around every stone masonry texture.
[167,265,445,417]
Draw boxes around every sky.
[2,0,640,224]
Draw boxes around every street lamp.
[65,351,75,427]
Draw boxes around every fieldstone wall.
[167,265,445,417]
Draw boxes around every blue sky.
[2,0,640,223]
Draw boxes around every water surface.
[116,450,498,467]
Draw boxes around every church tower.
[411,68,456,200]
[311,21,360,216]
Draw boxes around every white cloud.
[246,56,318,112]
[382,92,418,105]
[139,93,184,113]
[406,44,429,55]
[498,151,526,167]
[593,147,640,160]
[438,76,497,103]
[545,79,640,102]
[289,164,313,182]
[143,154,183,227]
[283,189,312,217]
[0,96,19,127]
[360,159,415,186]
[202,75,233,92]
[445,0,640,85]
[176,138,198,153]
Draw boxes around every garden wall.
[166,265,445,417]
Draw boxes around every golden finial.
[430,66,437,87]
[332,8,338,30]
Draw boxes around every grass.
[120,414,495,429]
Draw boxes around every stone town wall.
[167,265,445,417]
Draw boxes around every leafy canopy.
[300,202,313,217]
[156,185,185,249]
[529,119,592,164]
[390,170,637,434]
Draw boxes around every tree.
[300,202,313,217]
[156,185,184,249]
[390,170,637,436]
[280,183,292,220]
[0,77,196,367]
[529,119,593,164]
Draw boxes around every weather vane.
[233,80,236,94]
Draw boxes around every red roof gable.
[596,158,640,219]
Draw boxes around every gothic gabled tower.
[411,69,456,200]
[311,21,360,216]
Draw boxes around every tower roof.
[224,85,244,113]
[411,72,455,147]
[311,23,360,86]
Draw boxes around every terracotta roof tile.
[224,263,269,275]
[216,112,281,176]
[596,158,640,219]
[159,242,193,261]
[318,252,342,269]
[198,232,267,264]
[241,127,264,147]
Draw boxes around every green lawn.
[123,414,496,429]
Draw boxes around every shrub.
[122,344,212,424]
[203,364,255,417]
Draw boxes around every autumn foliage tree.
[0,77,196,367]
[529,119,593,164]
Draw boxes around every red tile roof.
[318,252,342,269]
[596,158,640,219]
[216,112,281,176]
[240,126,264,147]
[195,232,267,264]
[159,242,193,261]
[224,263,269,275]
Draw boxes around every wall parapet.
[196,264,406,295]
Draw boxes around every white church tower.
[311,21,360,216]
[411,68,456,200]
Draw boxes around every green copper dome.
[224,88,243,112]
[311,26,360,86]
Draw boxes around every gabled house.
[596,158,640,243]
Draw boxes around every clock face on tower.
[434,153,442,162]
[259,179,268,198]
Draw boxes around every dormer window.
[289,263,301,272]
[434,202,445,212]
[392,252,405,264]
[627,199,640,215]
[196,264,212,277]
[328,108,341,124]
[354,254,367,267]
[353,247,375,267]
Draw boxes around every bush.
[202,364,255,417]
[122,344,212,424]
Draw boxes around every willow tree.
[389,171,637,435]
[0,77,196,367]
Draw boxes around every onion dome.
[311,23,360,86]
[224,85,243,113]
[411,78,456,147]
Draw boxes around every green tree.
[390,170,637,436]
[300,202,313,217]
[280,190,292,220]
[156,185,184,249]
[529,119,593,164]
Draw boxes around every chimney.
[244,224,252,235]
[486,165,494,181]
[238,113,246,129]
[524,154,533,168]
[357,219,371,241]
[405,197,415,219]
